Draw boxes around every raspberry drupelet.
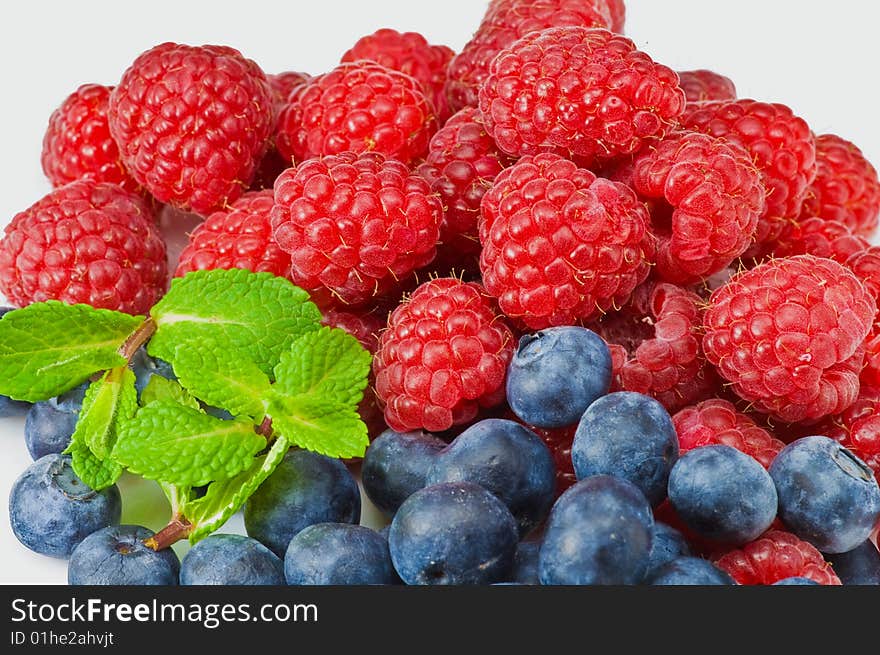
[714,530,841,585]
[677,69,737,103]
[771,217,870,263]
[267,71,311,108]
[817,386,880,484]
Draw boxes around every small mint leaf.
[73,366,137,460]
[140,375,201,411]
[268,395,368,459]
[66,440,123,491]
[159,482,193,518]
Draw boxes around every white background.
[1,0,880,584]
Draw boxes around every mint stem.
[144,515,193,551]
[119,317,157,361]
[256,416,274,440]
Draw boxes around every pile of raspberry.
[3,0,879,582]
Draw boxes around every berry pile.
[3,0,880,586]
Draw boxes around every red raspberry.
[479,153,655,330]
[623,131,765,284]
[41,84,138,192]
[479,26,685,163]
[847,246,880,300]
[817,386,880,483]
[604,0,626,32]
[673,399,785,469]
[591,281,717,413]
[267,71,311,108]
[772,217,870,263]
[800,134,880,237]
[174,190,290,279]
[0,181,166,314]
[270,152,443,307]
[415,107,514,277]
[862,326,880,389]
[714,530,841,585]
[445,0,614,113]
[341,28,454,123]
[702,254,877,423]
[275,61,437,166]
[677,69,737,103]
[373,278,515,433]
[531,424,578,496]
[681,100,817,252]
[108,43,274,216]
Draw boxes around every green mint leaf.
[66,440,123,491]
[148,270,321,376]
[273,327,371,408]
[0,302,142,401]
[184,436,291,543]
[170,339,272,421]
[268,395,368,459]
[158,482,193,517]
[114,401,267,486]
[140,375,201,411]
[71,366,138,460]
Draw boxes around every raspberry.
[591,281,717,413]
[800,134,880,237]
[415,107,514,277]
[275,61,437,166]
[681,100,817,252]
[702,254,877,423]
[41,84,138,192]
[862,326,880,388]
[0,180,166,314]
[445,0,613,113]
[604,0,626,32]
[479,153,655,330]
[623,131,765,284]
[847,246,880,300]
[531,423,578,496]
[479,26,685,163]
[174,190,290,279]
[373,278,515,433]
[817,386,880,483]
[714,530,841,585]
[270,152,443,307]
[267,71,311,108]
[341,28,454,123]
[677,69,737,103]
[673,399,785,469]
[108,43,274,216]
[772,217,870,263]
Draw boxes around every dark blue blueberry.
[769,436,880,554]
[506,327,612,429]
[130,347,175,397]
[68,525,180,585]
[0,395,30,418]
[772,577,821,586]
[508,541,541,585]
[668,445,777,545]
[9,454,121,558]
[647,557,736,585]
[180,534,284,585]
[362,429,446,517]
[425,419,556,536]
[572,391,678,506]
[539,475,653,585]
[825,540,880,585]
[284,523,398,585]
[644,521,692,581]
[389,482,518,585]
[23,382,89,460]
[378,524,391,540]
[244,449,361,556]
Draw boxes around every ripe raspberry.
[479,26,685,163]
[817,386,880,483]
[681,100,817,251]
[622,131,765,284]
[267,71,311,108]
[174,190,290,278]
[275,61,437,166]
[0,181,166,314]
[702,254,877,423]
[772,217,870,263]
[714,530,841,585]
[108,43,273,216]
[847,246,880,300]
[445,0,613,113]
[673,399,785,469]
[800,134,880,237]
[531,423,578,496]
[604,0,626,32]
[591,281,717,413]
[862,326,880,388]
[41,84,138,192]
[341,28,454,123]
[270,152,443,307]
[677,69,737,103]
[479,153,654,329]
[415,107,514,277]
[373,278,515,433]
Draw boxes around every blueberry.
[129,347,175,396]
[772,577,821,586]
[506,327,612,429]
[284,523,398,585]
[647,557,736,585]
[0,395,30,418]
[9,454,121,558]
[668,445,777,544]
[68,525,180,585]
[244,449,361,556]
[825,540,880,585]
[180,534,284,585]
[389,482,518,585]
[769,436,880,554]
[508,541,541,585]
[362,429,446,516]
[539,475,653,585]
[572,391,678,506]
[644,521,692,581]
[24,401,78,460]
[425,419,556,536]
